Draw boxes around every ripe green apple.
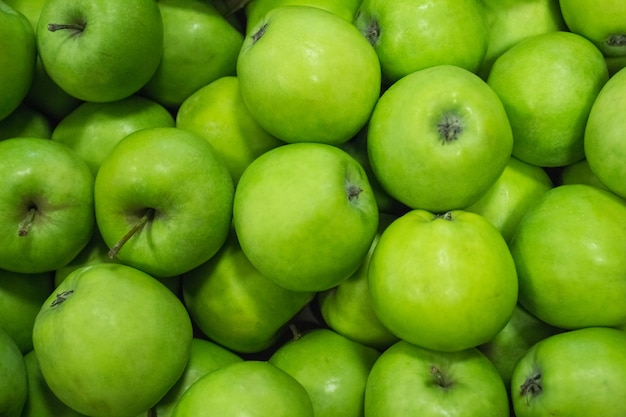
[171,360,314,417]
[559,158,609,190]
[0,269,53,353]
[584,66,626,199]
[0,328,28,417]
[32,263,193,417]
[464,156,554,243]
[509,184,626,329]
[140,0,243,109]
[94,126,234,278]
[175,76,283,184]
[367,64,513,212]
[487,31,609,167]
[237,5,381,145]
[354,0,489,84]
[511,327,626,416]
[364,340,510,416]
[182,229,315,353]
[0,137,95,274]
[0,0,36,121]
[36,0,163,102]
[269,328,380,417]
[51,95,175,176]
[233,142,379,292]
[0,103,51,140]
[368,209,518,352]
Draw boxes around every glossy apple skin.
[0,104,52,140]
[364,340,510,416]
[368,209,518,352]
[511,327,626,417]
[0,328,28,417]
[510,184,626,329]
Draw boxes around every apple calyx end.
[18,206,37,237]
[108,208,155,259]
[437,112,463,144]
[47,22,87,33]
[606,34,626,48]
[520,372,542,405]
[346,183,363,202]
[357,13,380,46]
[251,22,268,44]
[435,211,454,221]
[50,290,74,308]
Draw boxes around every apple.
[237,5,381,145]
[94,126,234,278]
[0,327,28,417]
[354,0,489,84]
[487,30,609,167]
[0,269,54,353]
[606,54,626,76]
[182,229,315,353]
[364,340,510,416]
[51,95,175,176]
[368,209,518,352]
[36,0,163,102]
[171,360,314,417]
[511,327,626,416]
[367,64,513,213]
[233,142,379,292]
[0,137,95,274]
[510,184,626,329]
[268,327,380,417]
[584,66,626,199]
[559,158,609,191]
[0,0,36,121]
[464,156,554,243]
[140,0,244,109]
[175,76,284,184]
[32,263,193,417]
[0,103,51,140]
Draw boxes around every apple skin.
[237,5,381,145]
[32,263,193,417]
[364,340,510,416]
[559,158,609,191]
[140,0,244,109]
[0,327,28,417]
[0,137,95,274]
[367,64,513,213]
[36,0,163,102]
[269,328,380,417]
[0,104,52,140]
[511,327,626,416]
[368,209,518,352]
[487,31,609,167]
[245,0,362,30]
[94,126,234,278]
[510,184,626,329]
[233,142,379,292]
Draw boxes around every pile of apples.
[1,0,626,416]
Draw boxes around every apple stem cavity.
[437,113,463,144]
[520,372,542,405]
[47,22,87,33]
[430,365,453,389]
[18,206,37,237]
[108,208,155,259]
[50,290,74,308]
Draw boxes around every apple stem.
[288,323,303,341]
[47,22,86,32]
[18,206,37,237]
[108,208,155,259]
[429,365,452,389]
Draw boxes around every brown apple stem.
[288,323,303,341]
[108,208,155,259]
[18,207,37,237]
[48,22,86,32]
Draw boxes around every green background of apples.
[1,0,626,416]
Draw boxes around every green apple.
[237,5,381,145]
[606,54,626,76]
[0,103,51,140]
[511,327,626,416]
[354,0,489,84]
[487,31,609,167]
[233,142,379,292]
[175,76,283,184]
[182,229,315,353]
[0,269,53,353]
[0,0,36,121]
[32,263,193,417]
[509,184,626,329]
[36,0,163,102]
[269,328,380,417]
[464,156,554,243]
[0,137,95,274]
[584,66,626,199]
[559,158,609,190]
[51,95,175,176]
[317,213,400,351]
[171,360,314,417]
[368,209,518,352]
[559,0,626,57]
[153,338,243,417]
[94,126,234,278]
[367,64,513,212]
[140,0,243,109]
[0,328,28,417]
[364,340,510,416]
